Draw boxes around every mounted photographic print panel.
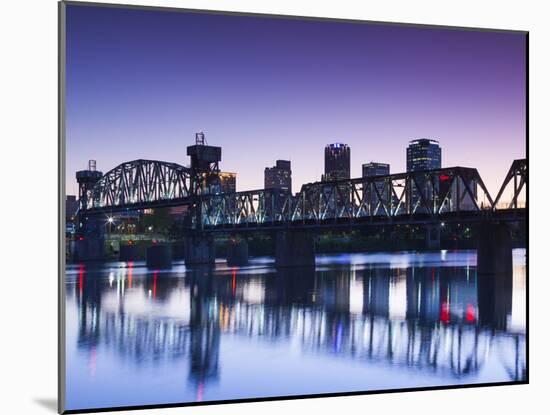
[59,1,528,413]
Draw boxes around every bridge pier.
[476,222,513,329]
[275,230,315,267]
[477,222,513,276]
[425,224,441,250]
[73,216,105,261]
[226,237,249,267]
[146,244,172,269]
[119,244,139,262]
[184,235,215,266]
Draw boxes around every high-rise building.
[362,162,390,213]
[219,172,237,194]
[203,171,236,194]
[362,162,390,178]
[66,195,79,219]
[264,160,292,193]
[406,139,441,172]
[324,143,350,181]
[406,139,441,212]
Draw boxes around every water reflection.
[66,250,526,410]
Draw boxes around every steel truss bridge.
[79,158,526,231]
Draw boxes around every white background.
[0,0,546,414]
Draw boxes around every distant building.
[362,162,390,178]
[202,171,236,195]
[406,139,441,172]
[219,172,237,194]
[264,160,292,193]
[406,139,441,211]
[66,196,79,230]
[324,143,350,181]
[362,163,391,214]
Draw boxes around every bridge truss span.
[199,166,500,229]
[77,159,526,231]
[81,159,194,213]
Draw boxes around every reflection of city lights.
[128,261,133,288]
[78,264,85,296]
[441,302,450,323]
[466,304,476,322]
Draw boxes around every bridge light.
[107,217,114,223]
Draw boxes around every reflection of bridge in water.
[70,261,526,388]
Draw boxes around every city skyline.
[65,5,526,198]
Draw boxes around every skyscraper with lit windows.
[406,139,441,172]
[324,143,350,181]
[264,160,292,193]
[406,139,441,211]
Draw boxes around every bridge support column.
[425,224,441,250]
[120,244,139,262]
[275,230,315,268]
[184,235,215,266]
[477,222,513,276]
[477,223,513,329]
[146,244,172,269]
[476,222,513,329]
[226,237,248,267]
[73,216,105,261]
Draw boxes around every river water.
[64,249,526,411]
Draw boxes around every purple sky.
[65,4,526,198]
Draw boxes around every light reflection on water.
[65,249,526,411]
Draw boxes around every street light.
[106,216,114,236]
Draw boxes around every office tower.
[264,160,292,193]
[362,162,390,177]
[218,172,237,193]
[66,195,79,220]
[362,162,390,213]
[324,143,350,181]
[406,139,441,172]
[406,139,441,211]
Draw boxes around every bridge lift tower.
[186,131,222,195]
[74,160,105,260]
[76,160,103,217]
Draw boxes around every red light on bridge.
[439,174,450,181]
[128,240,133,245]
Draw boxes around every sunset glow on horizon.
[65,5,526,199]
